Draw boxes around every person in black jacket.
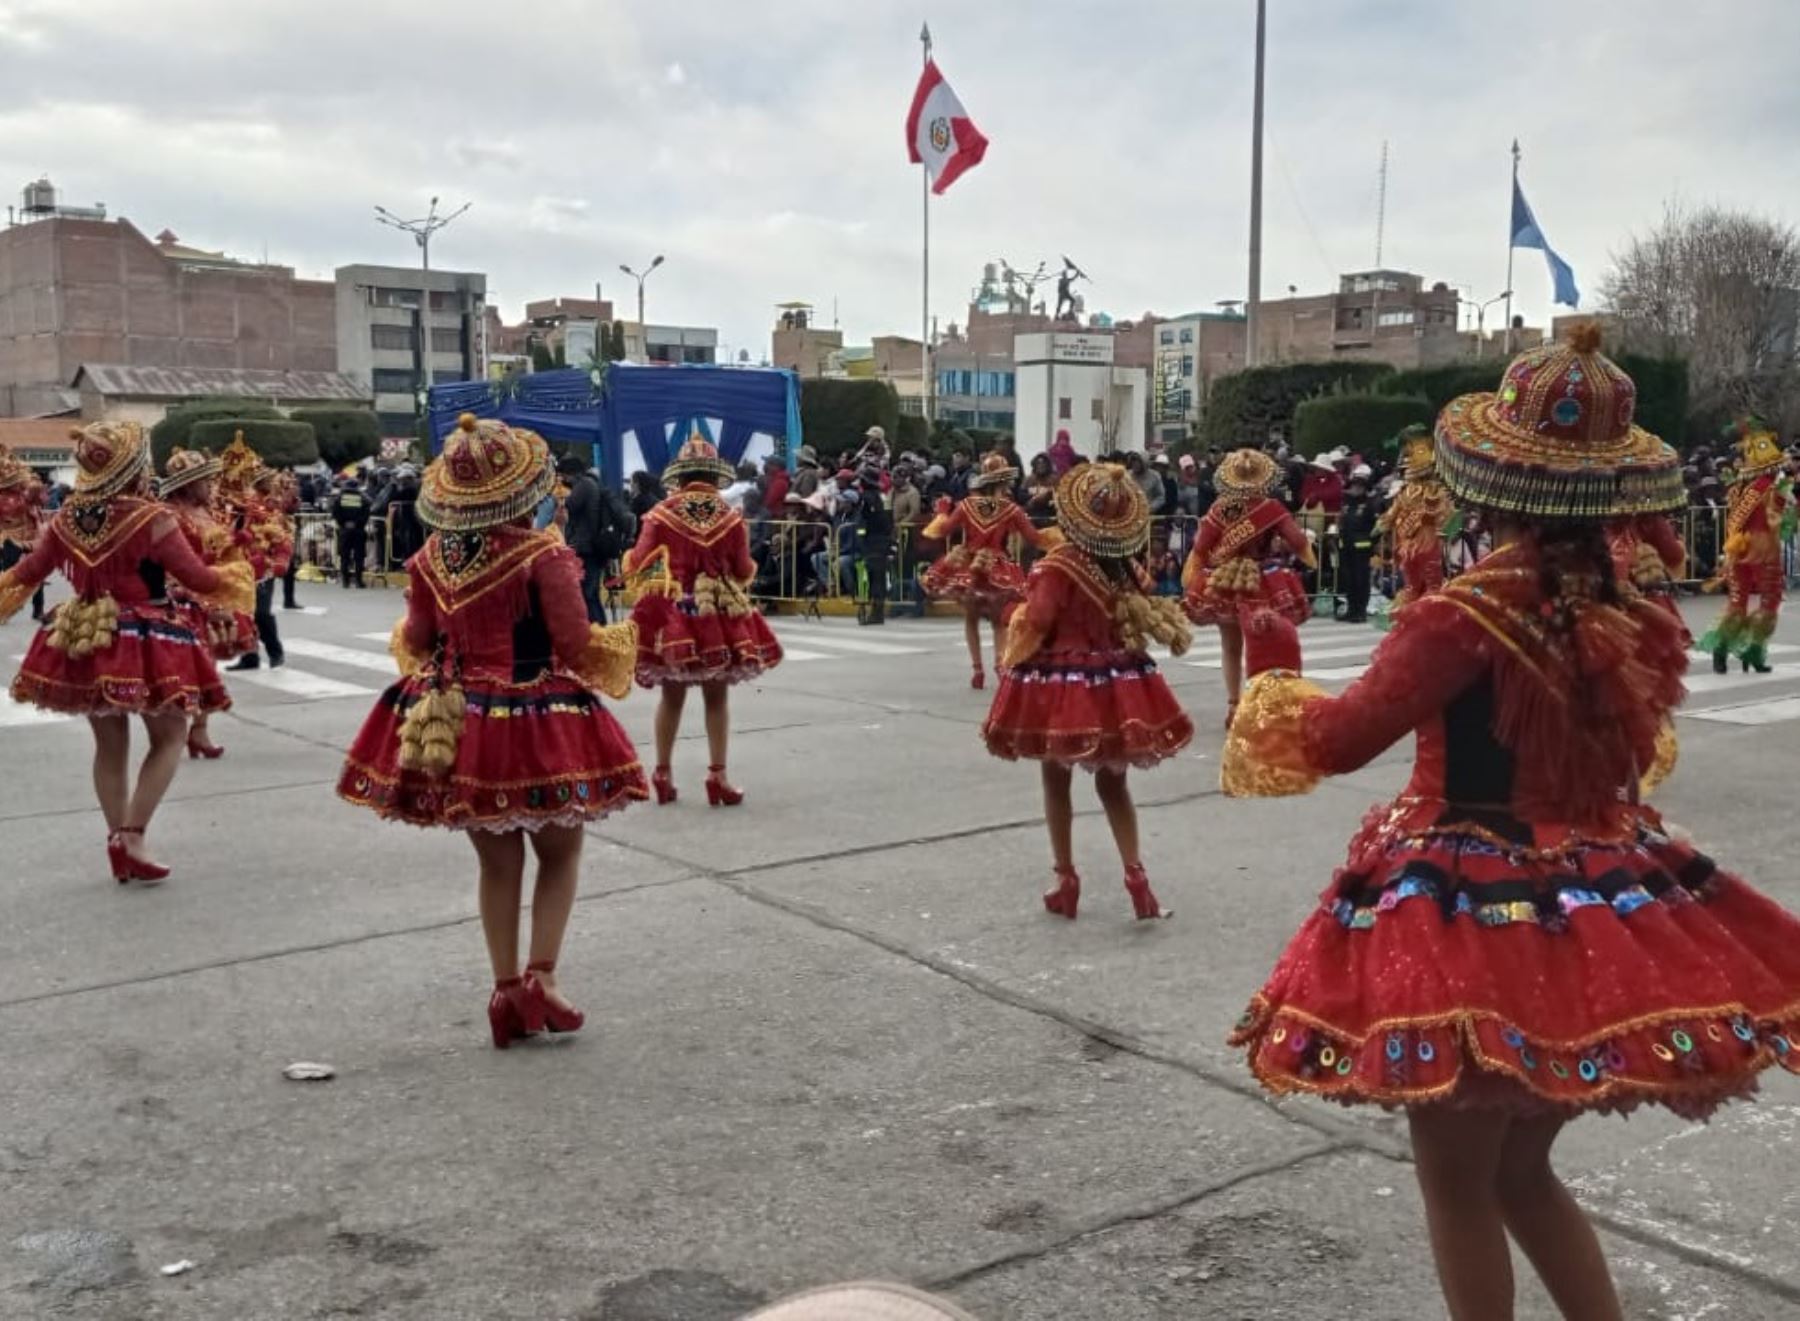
[331,477,371,588]
[559,455,634,622]
[853,464,894,625]
[1336,468,1379,623]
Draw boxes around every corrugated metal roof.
[72,364,371,402]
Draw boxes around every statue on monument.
[1054,256,1089,321]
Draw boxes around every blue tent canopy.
[427,364,802,489]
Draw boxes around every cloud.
[449,137,524,171]
[0,0,1795,363]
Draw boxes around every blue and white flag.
[1511,180,1580,308]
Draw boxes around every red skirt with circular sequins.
[11,603,231,715]
[1231,800,1800,1118]
[338,672,647,832]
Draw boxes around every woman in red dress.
[0,445,48,622]
[1181,447,1314,721]
[622,436,783,807]
[0,422,251,883]
[338,415,647,1048]
[1223,329,1800,1320]
[983,463,1194,920]
[159,447,257,760]
[921,453,1057,690]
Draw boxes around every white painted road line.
[1687,643,1799,660]
[1683,696,1800,726]
[0,694,70,727]
[1681,669,1797,696]
[231,667,375,700]
[775,648,833,662]
[356,631,396,643]
[1310,664,1372,682]
[282,639,401,673]
[1184,642,1375,669]
[771,628,925,656]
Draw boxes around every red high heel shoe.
[186,732,225,760]
[705,765,744,807]
[651,765,677,805]
[1042,866,1081,920]
[110,826,171,885]
[970,665,986,691]
[1123,862,1169,920]
[487,977,533,1049]
[522,961,585,1035]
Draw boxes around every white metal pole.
[921,23,933,425]
[1504,140,1519,354]
[1245,0,1266,370]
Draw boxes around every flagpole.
[1504,139,1519,354]
[920,22,934,426]
[1245,0,1266,370]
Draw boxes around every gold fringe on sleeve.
[388,613,431,678]
[193,560,255,615]
[921,510,954,540]
[573,620,639,700]
[0,569,32,623]
[1034,525,1065,550]
[625,545,680,601]
[1638,718,1679,798]
[1000,611,1048,669]
[1220,669,1330,798]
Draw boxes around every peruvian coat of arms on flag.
[906,59,988,194]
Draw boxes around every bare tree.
[1601,202,1800,432]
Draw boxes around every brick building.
[1250,270,1464,368]
[0,213,336,417]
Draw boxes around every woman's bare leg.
[525,824,585,1008]
[1039,762,1075,870]
[1219,620,1245,709]
[1497,1115,1623,1321]
[654,682,687,769]
[700,681,731,771]
[1409,1107,1515,1321]
[120,712,189,859]
[1093,767,1140,868]
[470,829,527,982]
[964,608,984,671]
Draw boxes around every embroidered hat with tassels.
[1725,416,1783,478]
[1213,447,1281,498]
[968,452,1019,490]
[159,446,223,498]
[1434,323,1684,520]
[417,413,554,531]
[71,421,150,499]
[1055,461,1150,558]
[662,433,736,488]
[0,443,30,492]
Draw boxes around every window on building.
[1181,355,1195,377]
[430,327,463,353]
[682,347,712,364]
[370,324,414,351]
[370,287,421,309]
[376,411,416,435]
[1159,329,1174,345]
[1179,327,1194,344]
[1377,309,1417,327]
[1090,399,1105,422]
[372,368,417,395]
[1058,397,1072,420]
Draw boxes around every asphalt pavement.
[3,581,1799,1320]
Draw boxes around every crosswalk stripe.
[0,694,70,727]
[1681,669,1795,696]
[1310,664,1371,681]
[1688,643,1799,661]
[231,667,374,700]
[777,648,832,662]
[1683,696,1800,726]
[1184,642,1374,669]
[356,631,396,643]
[770,628,925,656]
[282,639,400,673]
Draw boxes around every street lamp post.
[1457,290,1512,357]
[619,255,665,362]
[375,196,470,434]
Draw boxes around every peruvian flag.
[906,59,988,194]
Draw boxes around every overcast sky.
[3,0,1797,362]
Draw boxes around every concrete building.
[771,303,843,378]
[1014,332,1147,459]
[334,264,487,436]
[1150,311,1248,449]
[618,322,717,366]
[0,180,337,417]
[1251,270,1464,368]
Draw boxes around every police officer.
[854,464,893,626]
[1336,466,1379,623]
[331,476,371,588]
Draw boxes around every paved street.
[4,584,1800,1320]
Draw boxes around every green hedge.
[1373,363,1498,413]
[289,407,382,470]
[150,397,281,467]
[798,379,900,460]
[1292,392,1434,459]
[1613,353,1690,448]
[1202,362,1392,450]
[188,418,319,469]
